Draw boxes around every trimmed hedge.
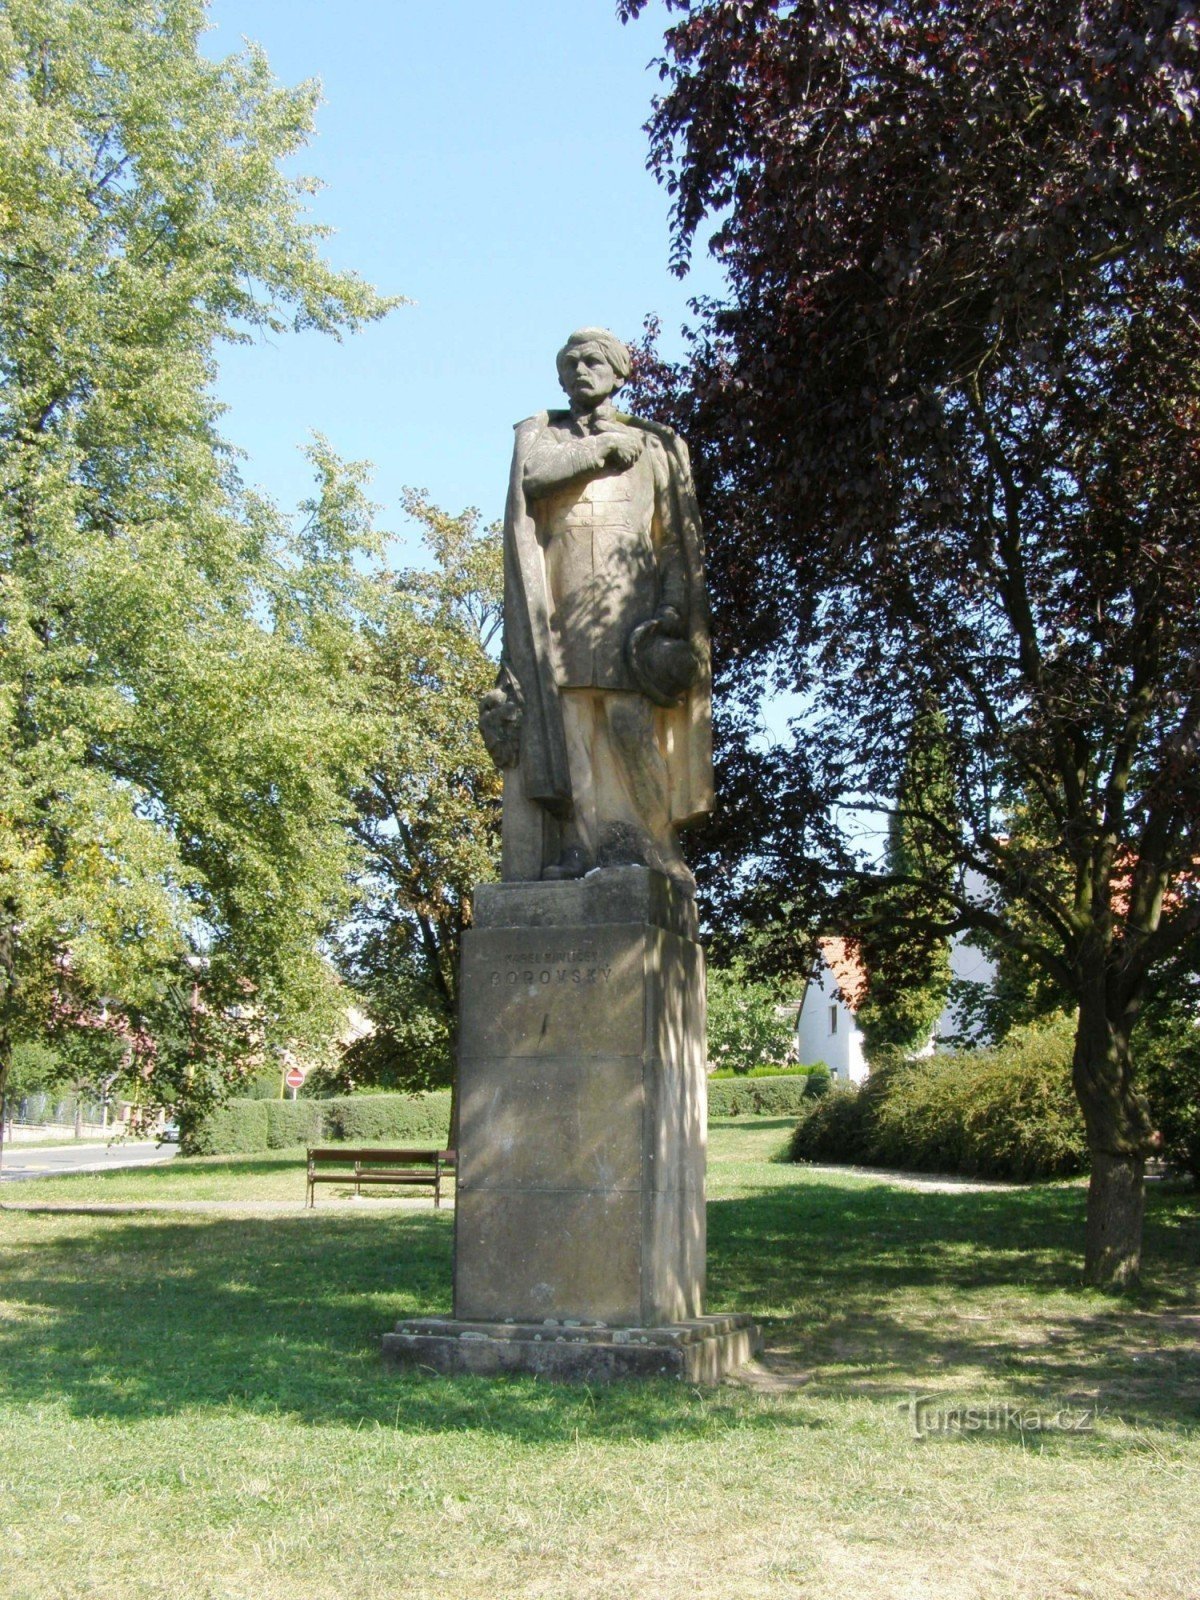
[790,1016,1088,1181]
[185,1099,269,1157]
[188,1072,839,1152]
[324,1092,452,1145]
[709,1066,830,1118]
[264,1099,325,1150]
[709,1062,831,1080]
[183,1090,452,1157]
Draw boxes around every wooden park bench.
[306,1146,457,1209]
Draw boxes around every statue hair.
[555,327,632,385]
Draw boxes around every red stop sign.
[285,1066,306,1090]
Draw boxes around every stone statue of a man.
[480,328,713,892]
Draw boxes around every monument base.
[382,1313,760,1385]
[379,867,755,1382]
[453,866,707,1327]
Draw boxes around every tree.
[620,0,1200,1285]
[1138,979,1200,1184]
[335,493,503,1106]
[707,956,796,1073]
[0,0,397,1155]
[856,696,957,1060]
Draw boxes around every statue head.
[556,327,632,409]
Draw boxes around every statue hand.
[602,429,645,470]
[479,686,522,769]
[654,605,685,639]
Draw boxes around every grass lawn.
[1,1145,333,1204]
[0,1116,1197,1600]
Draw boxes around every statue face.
[558,342,620,409]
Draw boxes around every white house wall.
[794,959,868,1084]
[935,870,999,1043]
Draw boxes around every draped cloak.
[499,409,714,831]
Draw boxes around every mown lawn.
[1,1145,334,1204]
[0,1118,1196,1600]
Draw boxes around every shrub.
[708,1071,826,1118]
[184,1099,270,1157]
[1139,1010,1200,1184]
[709,1062,831,1081]
[184,1090,453,1155]
[323,1091,452,1146]
[789,1016,1088,1181]
[954,1018,1087,1180]
[789,1086,873,1164]
[263,1099,325,1150]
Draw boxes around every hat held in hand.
[626,616,701,708]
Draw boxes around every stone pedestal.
[382,866,758,1383]
[456,866,707,1327]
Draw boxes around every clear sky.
[203,0,721,557]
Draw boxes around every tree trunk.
[1085,1150,1147,1291]
[1072,999,1156,1289]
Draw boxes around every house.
[934,925,998,1045]
[793,915,998,1082]
[794,938,869,1084]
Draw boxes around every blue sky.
[204,0,722,557]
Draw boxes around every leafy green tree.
[334,494,503,1103]
[0,0,397,1156]
[1133,981,1200,1185]
[856,697,956,1059]
[706,957,796,1073]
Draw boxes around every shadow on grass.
[0,1208,812,1442]
[0,1167,1196,1441]
[709,1173,1200,1431]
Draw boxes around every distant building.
[794,938,869,1084]
[935,926,997,1045]
[793,915,998,1082]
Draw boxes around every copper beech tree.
[620,0,1200,1285]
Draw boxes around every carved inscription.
[488,946,613,987]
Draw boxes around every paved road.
[0,1141,177,1182]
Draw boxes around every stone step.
[382,1313,761,1384]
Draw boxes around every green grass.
[0,1134,142,1151]
[0,1117,1197,1600]
[0,1145,412,1204]
[2,1145,306,1203]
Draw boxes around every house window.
[829,1005,838,1036]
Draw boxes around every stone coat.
[499,408,712,828]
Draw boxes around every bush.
[954,1019,1087,1180]
[709,1062,830,1080]
[789,1087,873,1164]
[1139,1009,1200,1184]
[263,1099,325,1150]
[709,1068,828,1118]
[789,1016,1088,1181]
[324,1091,452,1146]
[184,1090,453,1156]
[184,1099,270,1157]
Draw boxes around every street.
[0,1141,177,1182]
